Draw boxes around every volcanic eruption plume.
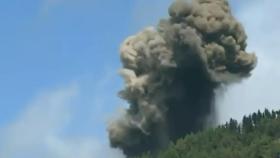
[108,0,257,157]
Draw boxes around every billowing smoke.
[108,0,257,157]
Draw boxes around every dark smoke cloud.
[108,0,257,157]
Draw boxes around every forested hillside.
[138,109,280,158]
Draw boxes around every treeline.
[137,109,280,158]
[221,109,280,135]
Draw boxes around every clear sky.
[0,0,279,158]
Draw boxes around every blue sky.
[0,0,279,157]
[0,0,130,123]
[0,0,175,126]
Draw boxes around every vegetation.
[137,109,280,158]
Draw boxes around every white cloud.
[216,0,280,123]
[0,84,124,158]
[0,85,77,157]
[45,135,123,158]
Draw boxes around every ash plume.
[108,0,257,157]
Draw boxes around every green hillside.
[138,109,280,158]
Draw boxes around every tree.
[138,109,280,158]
